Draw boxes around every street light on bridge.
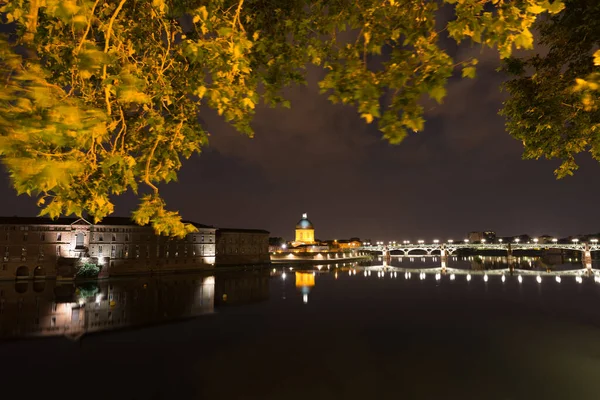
[464,239,469,243]
[433,239,439,244]
[498,239,503,243]
[592,239,598,243]
[418,240,424,244]
[481,239,486,244]
[552,238,558,243]
[533,238,539,244]
[447,239,454,243]
[572,238,579,243]
[515,238,520,243]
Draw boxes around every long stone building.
[0,216,269,280]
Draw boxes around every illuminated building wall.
[0,217,216,280]
[293,213,315,245]
[215,228,270,265]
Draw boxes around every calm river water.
[2,257,600,399]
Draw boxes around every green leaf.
[462,66,476,79]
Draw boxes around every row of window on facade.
[2,226,68,231]
[91,244,214,258]
[2,243,214,261]
[0,232,215,243]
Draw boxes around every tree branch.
[145,136,161,195]
[23,0,40,43]
[102,0,128,115]
[75,0,101,55]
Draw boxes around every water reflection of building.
[214,269,270,306]
[0,276,215,339]
[295,271,315,304]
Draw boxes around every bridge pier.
[507,244,515,274]
[383,247,391,266]
[440,247,448,274]
[584,243,593,273]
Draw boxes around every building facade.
[216,228,270,265]
[0,216,217,280]
[293,213,315,245]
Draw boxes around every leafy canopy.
[501,0,600,178]
[0,0,564,236]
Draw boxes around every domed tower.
[295,213,315,244]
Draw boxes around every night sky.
[2,28,599,242]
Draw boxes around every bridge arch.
[33,266,45,279]
[15,266,29,279]
[406,249,428,256]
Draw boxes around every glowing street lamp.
[552,238,558,243]
[515,238,520,243]
[481,239,486,244]
[433,239,439,244]
[533,238,538,244]
[572,238,579,243]
[591,239,598,243]
[464,239,469,243]
[281,244,287,249]
[418,240,424,244]
[447,239,454,243]
[498,239,503,243]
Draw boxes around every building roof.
[0,216,78,225]
[0,216,213,229]
[295,213,314,230]
[217,228,270,234]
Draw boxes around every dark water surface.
[2,261,600,400]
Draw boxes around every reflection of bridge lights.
[404,272,408,279]
[272,268,276,273]
[501,275,506,283]
[303,294,308,304]
[364,271,367,277]
[518,275,523,283]
[466,274,471,282]
[594,276,600,283]
[536,275,542,284]
[353,270,357,275]
[576,276,583,284]
[483,274,488,282]
[348,270,352,276]
[368,271,371,276]
[282,272,287,280]
[394,272,397,278]
[556,276,562,283]
[435,273,441,281]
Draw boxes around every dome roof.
[295,213,314,230]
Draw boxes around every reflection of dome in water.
[295,213,314,229]
[295,272,315,303]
